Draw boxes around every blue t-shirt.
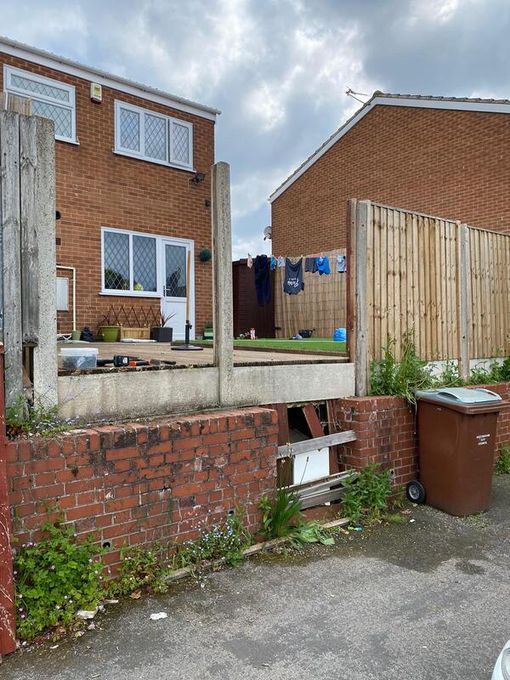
[315,256,331,275]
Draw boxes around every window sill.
[100,290,161,298]
[56,136,80,146]
[113,149,195,173]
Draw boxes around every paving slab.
[3,476,510,680]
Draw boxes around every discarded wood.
[300,487,344,509]
[277,430,356,459]
[286,469,354,494]
[163,518,351,584]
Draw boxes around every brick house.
[0,37,219,339]
[270,93,510,255]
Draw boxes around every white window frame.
[114,100,194,171]
[3,65,76,143]
[101,227,160,298]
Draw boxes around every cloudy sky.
[2,0,509,258]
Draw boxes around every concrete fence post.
[354,200,371,397]
[0,111,57,409]
[458,223,471,381]
[212,161,234,406]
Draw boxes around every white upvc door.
[160,238,194,341]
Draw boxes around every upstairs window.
[114,100,193,170]
[3,65,76,143]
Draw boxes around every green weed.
[495,445,510,475]
[175,510,252,570]
[6,395,68,439]
[259,488,303,539]
[107,543,171,597]
[341,464,392,524]
[370,332,433,404]
[14,521,104,640]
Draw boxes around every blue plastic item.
[333,328,347,342]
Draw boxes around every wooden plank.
[411,213,420,355]
[0,112,23,406]
[417,216,426,358]
[399,210,408,350]
[19,115,39,346]
[302,403,323,438]
[300,487,344,509]
[326,399,339,474]
[366,204,375,362]
[380,206,388,357]
[373,204,381,360]
[286,470,354,493]
[273,403,292,487]
[355,200,370,395]
[277,430,356,459]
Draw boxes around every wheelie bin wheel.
[406,480,426,504]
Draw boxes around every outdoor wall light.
[190,171,205,184]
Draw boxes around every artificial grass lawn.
[195,338,347,353]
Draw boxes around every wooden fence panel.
[274,248,347,339]
[367,205,460,361]
[354,201,510,375]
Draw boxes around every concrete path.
[3,477,510,680]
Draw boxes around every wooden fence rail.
[349,199,510,395]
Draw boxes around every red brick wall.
[0,52,215,335]
[7,407,277,566]
[272,105,510,255]
[335,395,418,487]
[335,384,510,487]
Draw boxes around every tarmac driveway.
[3,476,510,680]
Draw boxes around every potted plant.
[98,311,121,343]
[203,321,213,340]
[151,311,176,343]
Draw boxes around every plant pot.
[99,325,120,342]
[151,326,173,343]
[71,330,81,341]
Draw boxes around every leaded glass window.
[115,101,193,169]
[102,229,159,295]
[133,235,157,292]
[103,232,129,290]
[4,66,76,142]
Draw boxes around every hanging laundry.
[315,256,331,275]
[304,257,317,273]
[336,254,347,273]
[270,255,277,271]
[283,258,304,295]
[247,254,253,268]
[254,255,271,306]
[277,256,285,268]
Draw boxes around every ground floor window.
[102,228,159,295]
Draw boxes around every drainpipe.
[0,345,16,656]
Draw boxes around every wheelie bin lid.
[416,387,504,414]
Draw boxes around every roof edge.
[269,93,510,203]
[0,36,221,121]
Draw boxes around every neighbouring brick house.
[0,37,219,339]
[270,92,510,255]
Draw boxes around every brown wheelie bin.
[406,388,505,516]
